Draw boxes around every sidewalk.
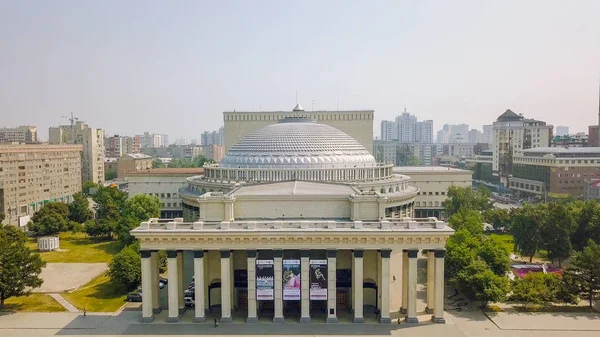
[49,293,79,313]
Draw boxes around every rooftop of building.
[392,166,472,173]
[521,147,600,155]
[223,109,374,114]
[126,167,204,176]
[121,153,153,159]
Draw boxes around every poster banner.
[309,259,328,300]
[283,259,301,300]
[256,259,274,300]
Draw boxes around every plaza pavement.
[1,305,600,337]
[35,263,108,293]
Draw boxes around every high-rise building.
[492,109,553,186]
[482,125,494,146]
[468,129,482,144]
[380,110,432,143]
[0,126,37,144]
[49,121,105,184]
[555,126,569,137]
[0,144,82,227]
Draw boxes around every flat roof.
[127,168,204,176]
[223,110,373,114]
[393,166,471,173]
[522,147,600,154]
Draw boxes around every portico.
[134,218,451,324]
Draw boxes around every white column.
[150,251,160,313]
[401,251,408,313]
[433,250,446,323]
[300,250,311,323]
[246,250,258,323]
[380,249,391,323]
[426,250,435,314]
[273,250,284,323]
[193,251,205,322]
[166,250,180,322]
[177,251,184,310]
[353,249,364,323]
[405,249,418,323]
[141,250,153,322]
[327,249,338,323]
[220,250,232,323]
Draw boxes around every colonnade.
[140,248,446,324]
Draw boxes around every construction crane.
[60,112,79,143]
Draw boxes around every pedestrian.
[83,308,87,317]
[214,317,219,328]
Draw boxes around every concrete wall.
[232,198,351,220]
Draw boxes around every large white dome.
[221,118,377,169]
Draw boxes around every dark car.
[127,291,142,302]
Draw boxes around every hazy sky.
[1,0,600,142]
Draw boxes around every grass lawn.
[27,232,121,263]
[1,294,66,312]
[489,233,549,261]
[62,274,128,312]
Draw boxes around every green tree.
[91,186,128,238]
[31,202,69,224]
[448,208,484,235]
[105,169,117,181]
[454,259,509,307]
[564,239,600,307]
[542,202,576,267]
[511,204,545,262]
[443,186,493,217]
[69,192,92,224]
[0,212,5,222]
[445,229,481,280]
[508,272,563,304]
[478,236,511,276]
[82,181,99,197]
[152,159,165,168]
[570,200,600,251]
[483,208,511,231]
[116,194,161,246]
[107,244,141,290]
[84,219,113,239]
[29,211,68,236]
[0,225,46,308]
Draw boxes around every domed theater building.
[132,116,453,324]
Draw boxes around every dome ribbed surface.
[221,120,376,169]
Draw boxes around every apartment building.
[116,153,153,178]
[0,126,37,144]
[49,121,105,184]
[0,144,83,227]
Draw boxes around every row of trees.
[443,186,600,307]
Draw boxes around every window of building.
[161,193,165,198]
[167,193,171,198]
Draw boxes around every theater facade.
[132,117,453,324]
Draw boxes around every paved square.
[35,263,108,293]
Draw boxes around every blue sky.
[1,0,599,141]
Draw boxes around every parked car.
[127,291,142,302]
[184,296,195,307]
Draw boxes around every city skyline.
[1,1,600,141]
